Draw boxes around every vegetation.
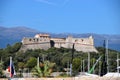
[32,61,55,77]
[0,42,120,77]
[0,61,4,77]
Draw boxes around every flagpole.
[37,57,39,68]
[10,56,12,78]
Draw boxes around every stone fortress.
[20,34,98,53]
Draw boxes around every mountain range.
[0,26,120,51]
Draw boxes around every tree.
[0,61,4,77]
[32,61,55,77]
[26,57,37,69]
[12,42,22,52]
[72,58,81,72]
[18,62,25,69]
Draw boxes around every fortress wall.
[65,36,98,52]
[51,38,66,48]
[20,43,50,51]
[21,37,50,51]
[75,44,98,52]
[73,38,97,52]
[73,38,93,45]
[28,43,50,50]
[21,34,98,53]
[53,43,66,48]
[22,37,50,45]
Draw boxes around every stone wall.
[0,77,120,80]
[65,36,97,52]
[20,37,50,51]
[20,34,98,53]
[50,38,66,48]
[0,79,7,80]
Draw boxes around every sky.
[0,0,120,34]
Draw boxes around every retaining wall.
[0,77,120,80]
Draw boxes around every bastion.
[20,34,98,53]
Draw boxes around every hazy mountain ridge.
[0,26,120,51]
[0,26,40,48]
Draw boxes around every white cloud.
[36,0,57,6]
[35,0,70,7]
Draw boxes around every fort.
[20,34,98,52]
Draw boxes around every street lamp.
[70,43,75,76]
[71,43,75,63]
[100,40,107,76]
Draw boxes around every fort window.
[81,39,84,42]
[29,39,32,41]
[40,39,42,41]
[75,39,78,42]
[37,39,38,42]
[33,38,35,42]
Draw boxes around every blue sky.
[0,0,120,34]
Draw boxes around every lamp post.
[71,43,75,63]
[106,39,109,73]
[100,40,107,76]
[70,43,75,76]
[88,52,90,72]
[117,53,120,73]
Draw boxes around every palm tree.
[32,61,55,77]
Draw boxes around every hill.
[0,26,40,48]
[0,26,120,51]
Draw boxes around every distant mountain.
[49,33,120,51]
[0,26,40,48]
[0,26,120,51]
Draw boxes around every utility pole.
[67,61,69,76]
[42,54,44,62]
[71,43,75,63]
[70,64,72,76]
[37,57,40,68]
[70,43,75,76]
[83,60,85,72]
[100,40,107,76]
[88,52,90,72]
[117,53,120,73]
[106,39,109,73]
[10,56,12,78]
[88,56,102,74]
[81,60,82,72]
[99,60,101,76]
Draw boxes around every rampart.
[20,34,98,53]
